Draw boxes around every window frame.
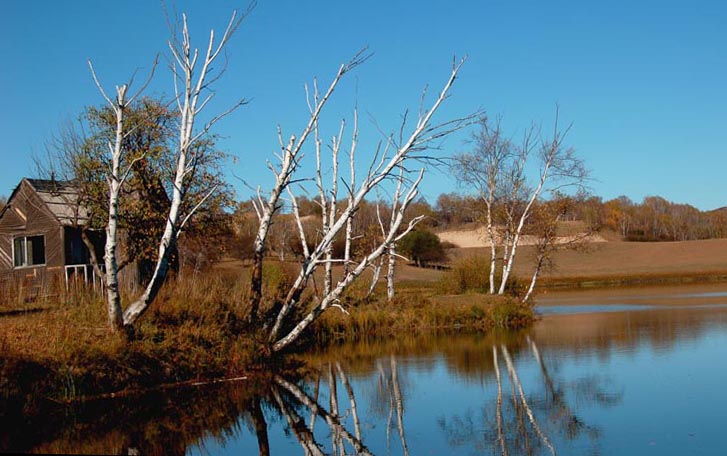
[12,234,47,269]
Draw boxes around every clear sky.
[1,0,725,209]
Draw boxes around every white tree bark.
[367,257,383,298]
[453,118,511,295]
[102,84,127,331]
[343,110,358,276]
[124,10,247,326]
[498,165,549,295]
[248,56,363,323]
[386,168,405,301]
[87,58,156,332]
[267,58,471,348]
[272,170,426,351]
[498,123,559,295]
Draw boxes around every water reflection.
[4,298,727,455]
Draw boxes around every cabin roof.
[0,178,89,227]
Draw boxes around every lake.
[6,284,727,455]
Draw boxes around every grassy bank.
[536,270,727,290]
[0,263,533,410]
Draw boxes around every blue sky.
[1,0,725,209]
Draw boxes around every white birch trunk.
[386,245,396,300]
[498,158,552,295]
[88,60,155,332]
[103,85,128,331]
[386,168,404,301]
[343,111,358,276]
[272,171,425,351]
[367,258,383,298]
[124,11,244,326]
[523,254,544,303]
[268,59,465,343]
[486,201,496,295]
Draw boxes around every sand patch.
[437,226,606,248]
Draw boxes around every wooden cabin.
[0,178,104,289]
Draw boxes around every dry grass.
[0,267,284,404]
[0,257,533,404]
[442,237,727,289]
[311,290,532,344]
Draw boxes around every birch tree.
[498,111,587,295]
[120,8,249,328]
[521,195,594,303]
[87,60,158,331]
[247,56,474,352]
[453,110,586,298]
[89,10,249,330]
[452,117,513,294]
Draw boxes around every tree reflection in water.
[439,337,623,456]
[9,302,727,454]
[269,356,411,456]
[4,343,623,455]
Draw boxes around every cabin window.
[13,235,46,268]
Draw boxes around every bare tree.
[89,6,252,329]
[522,195,594,303]
[246,52,367,325]
[497,109,587,295]
[451,110,586,299]
[452,116,512,294]
[87,59,158,331]
[254,57,474,352]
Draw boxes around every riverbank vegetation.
[0,264,531,408]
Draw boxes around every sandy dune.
[437,226,606,248]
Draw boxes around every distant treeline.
[216,191,727,265]
[430,193,727,242]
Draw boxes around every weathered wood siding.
[0,180,66,280]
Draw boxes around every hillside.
[446,237,727,282]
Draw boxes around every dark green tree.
[398,229,446,266]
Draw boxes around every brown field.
[447,237,727,282]
[215,236,727,291]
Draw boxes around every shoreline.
[536,270,727,291]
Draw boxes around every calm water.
[6,285,727,455]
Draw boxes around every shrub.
[398,229,446,266]
[488,299,534,330]
[437,256,524,296]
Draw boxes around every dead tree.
[260,58,474,352]
[247,52,366,325]
[247,55,473,351]
[498,108,588,294]
[452,117,513,294]
[88,8,249,331]
[122,9,249,327]
[87,59,157,332]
